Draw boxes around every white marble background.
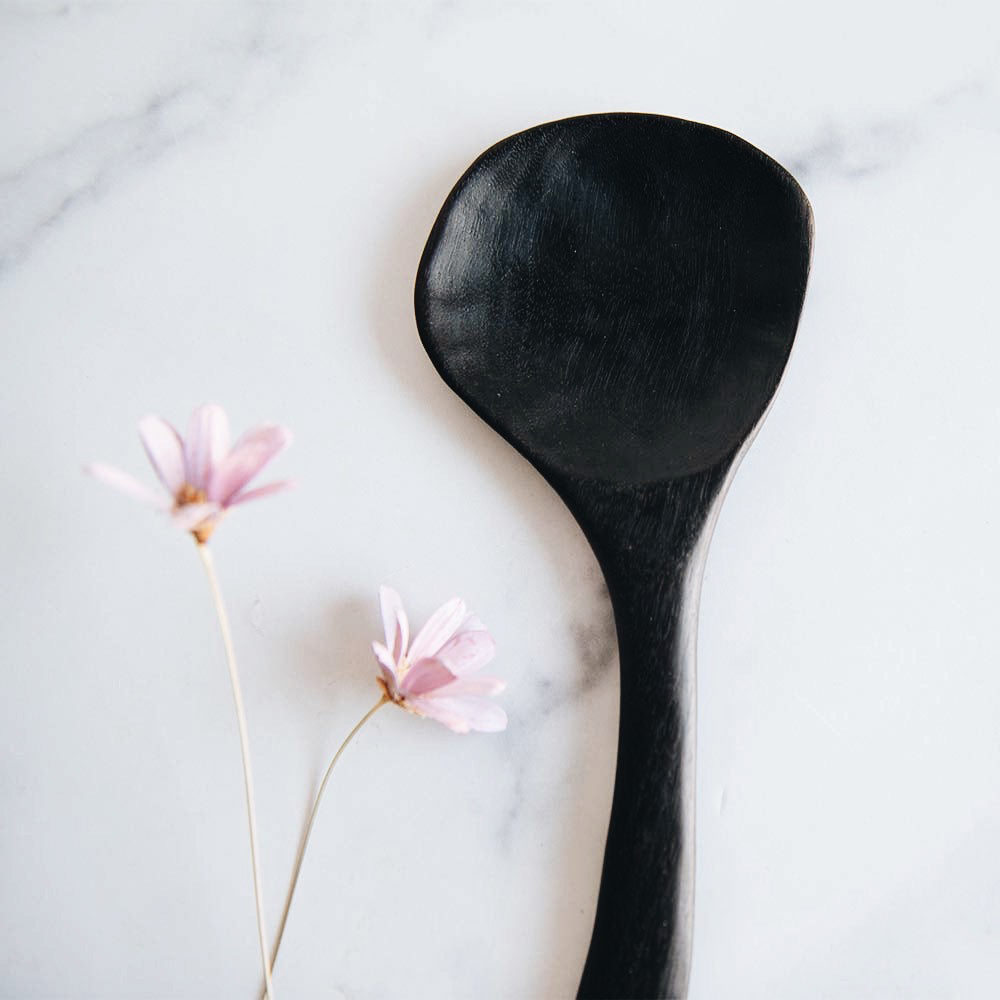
[2,1,1000,997]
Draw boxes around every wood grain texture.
[414,113,812,999]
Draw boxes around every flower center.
[175,483,207,507]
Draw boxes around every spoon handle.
[571,476,720,1000]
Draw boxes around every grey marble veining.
[0,1,318,275]
[785,77,997,182]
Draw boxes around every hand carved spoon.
[414,113,812,999]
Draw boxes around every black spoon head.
[415,113,812,486]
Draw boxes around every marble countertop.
[3,2,1000,997]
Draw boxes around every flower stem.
[196,541,275,1000]
[265,694,389,991]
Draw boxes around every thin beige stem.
[197,541,275,1000]
[265,695,389,992]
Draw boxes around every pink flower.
[373,586,506,733]
[86,403,293,542]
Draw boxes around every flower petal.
[402,696,475,733]
[184,404,230,491]
[400,658,457,697]
[435,627,496,676]
[85,463,170,508]
[372,641,401,697]
[171,501,222,533]
[378,585,409,662]
[208,425,292,504]
[137,416,185,495]
[433,675,506,698]
[457,614,486,633]
[406,694,507,733]
[227,480,297,506]
[408,597,466,663]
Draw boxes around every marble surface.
[3,1,1000,997]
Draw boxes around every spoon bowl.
[415,112,812,999]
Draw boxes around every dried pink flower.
[86,403,293,542]
[373,586,506,733]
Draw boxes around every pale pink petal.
[184,404,230,491]
[400,658,457,697]
[407,694,507,733]
[85,463,170,509]
[435,627,496,676]
[137,416,185,495]
[378,586,410,662]
[408,597,467,662]
[227,480,297,506]
[171,501,222,532]
[434,696,507,732]
[208,425,292,504]
[372,641,399,693]
[456,614,486,634]
[433,675,506,698]
[403,696,476,733]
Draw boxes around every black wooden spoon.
[414,113,812,1000]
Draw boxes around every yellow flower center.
[396,654,411,681]
[175,483,207,506]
